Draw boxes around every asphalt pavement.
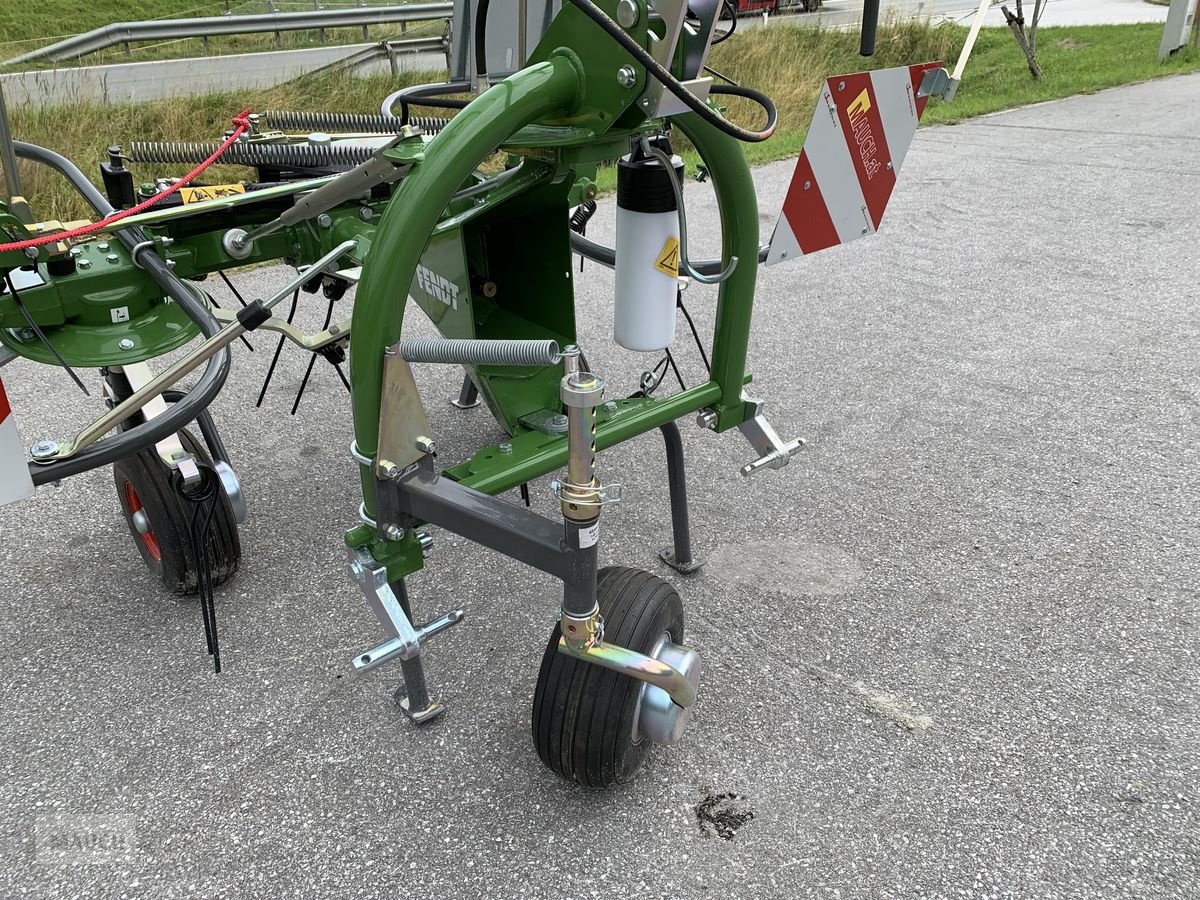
[1,71,1198,899]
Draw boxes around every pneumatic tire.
[532,566,685,788]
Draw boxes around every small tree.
[1000,0,1047,79]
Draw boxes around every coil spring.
[397,338,562,368]
[569,199,598,235]
[261,110,452,135]
[128,140,377,168]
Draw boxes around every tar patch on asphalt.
[695,790,755,841]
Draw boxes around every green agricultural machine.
[0,0,955,786]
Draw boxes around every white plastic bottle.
[614,144,683,352]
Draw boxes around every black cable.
[711,0,737,45]
[175,465,223,673]
[677,289,711,373]
[207,280,253,352]
[664,348,687,392]
[563,0,776,142]
[380,82,471,125]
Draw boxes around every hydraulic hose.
[563,0,777,142]
[379,81,472,124]
[10,141,232,486]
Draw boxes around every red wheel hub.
[124,482,162,562]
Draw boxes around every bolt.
[70,247,82,257]
[603,401,618,413]
[498,442,512,454]
[24,247,38,260]
[417,531,434,556]
[616,0,638,27]
[359,206,374,222]
[106,254,120,264]
[317,213,333,229]
[384,524,405,541]
[804,180,812,191]
[640,98,652,109]
[838,81,845,91]
[616,65,636,88]
[415,436,436,455]
[696,410,718,430]
[118,338,135,351]
[548,414,569,432]
[378,460,400,480]
[30,440,59,460]
[78,259,91,269]
[97,242,109,252]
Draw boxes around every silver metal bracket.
[737,396,805,477]
[347,546,464,673]
[557,635,698,710]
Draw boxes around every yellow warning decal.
[654,235,681,277]
[180,183,246,204]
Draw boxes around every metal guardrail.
[4,3,454,66]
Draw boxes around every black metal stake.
[658,421,704,575]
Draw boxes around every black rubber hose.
[379,81,471,124]
[861,0,881,56]
[563,0,776,142]
[11,141,232,486]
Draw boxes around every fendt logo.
[846,88,882,181]
[415,263,460,310]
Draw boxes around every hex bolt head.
[77,259,91,269]
[358,206,374,222]
[24,247,39,260]
[118,338,135,351]
[317,213,333,229]
[417,531,434,555]
[97,242,109,252]
[696,410,718,430]
[616,65,637,88]
[106,254,120,264]
[30,440,59,460]
[384,524,405,541]
[415,436,436,455]
[498,442,512,454]
[379,460,400,480]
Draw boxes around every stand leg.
[658,421,704,575]
[389,579,445,725]
[449,372,481,409]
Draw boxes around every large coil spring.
[128,140,378,168]
[260,110,452,135]
[397,338,562,368]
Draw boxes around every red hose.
[0,109,253,254]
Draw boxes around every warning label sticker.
[654,236,681,277]
[180,183,246,204]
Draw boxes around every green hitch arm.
[349,56,582,516]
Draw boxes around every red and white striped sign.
[766,62,943,266]
[0,378,35,508]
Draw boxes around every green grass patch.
[0,2,437,68]
[5,19,1199,219]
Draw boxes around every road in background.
[763,0,1171,28]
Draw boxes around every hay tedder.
[0,0,963,786]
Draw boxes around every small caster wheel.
[113,429,241,596]
[532,566,696,787]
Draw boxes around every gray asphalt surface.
[805,0,1170,27]
[2,72,1199,899]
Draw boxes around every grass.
[4,19,1200,220]
[0,1,438,68]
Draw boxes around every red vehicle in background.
[733,0,823,13]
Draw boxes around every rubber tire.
[113,429,241,596]
[533,566,685,788]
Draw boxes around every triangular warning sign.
[654,236,680,277]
